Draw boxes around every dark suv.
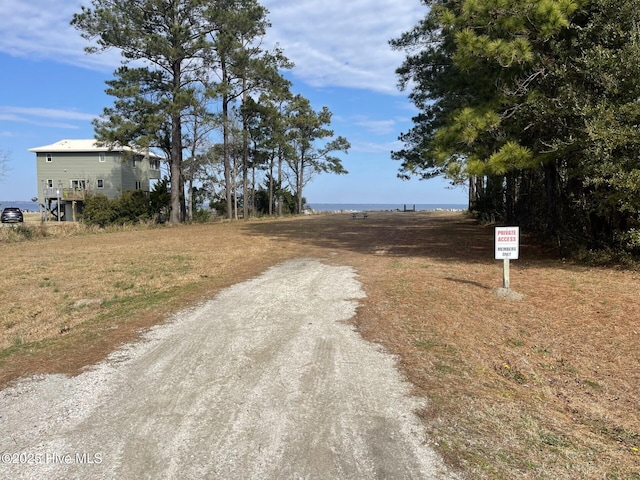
[1,207,24,223]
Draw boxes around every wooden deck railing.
[43,188,86,201]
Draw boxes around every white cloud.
[0,106,95,129]
[0,106,95,121]
[350,139,402,155]
[353,118,397,136]
[0,0,425,93]
[0,1,125,71]
[263,0,425,94]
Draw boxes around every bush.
[112,190,152,224]
[150,178,171,222]
[81,194,115,227]
[614,228,640,255]
[192,208,211,223]
[209,195,228,217]
[254,185,300,215]
[80,177,177,227]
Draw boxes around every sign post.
[495,227,519,289]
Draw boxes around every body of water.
[308,203,468,213]
[0,200,39,211]
[1,200,469,214]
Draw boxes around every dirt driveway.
[0,258,455,479]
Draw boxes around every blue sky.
[0,0,468,205]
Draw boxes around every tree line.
[392,0,640,254]
[72,0,349,223]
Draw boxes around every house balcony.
[43,188,86,201]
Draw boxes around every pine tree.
[392,0,640,250]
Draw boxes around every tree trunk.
[180,170,186,221]
[242,161,248,219]
[187,178,193,222]
[297,157,304,214]
[222,61,233,220]
[545,161,561,235]
[242,80,249,220]
[268,153,274,216]
[505,173,516,223]
[251,161,256,217]
[233,157,238,220]
[169,62,183,224]
[277,148,283,216]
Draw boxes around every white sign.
[495,226,519,260]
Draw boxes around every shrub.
[81,194,115,227]
[615,228,640,255]
[192,208,211,223]
[150,178,171,222]
[112,190,152,224]
[82,189,165,227]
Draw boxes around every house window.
[99,153,106,163]
[97,179,104,189]
[135,181,142,190]
[46,154,52,162]
[71,179,86,189]
[46,179,53,188]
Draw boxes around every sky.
[0,0,468,206]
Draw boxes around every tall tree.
[390,1,640,249]
[205,0,291,219]
[391,0,582,185]
[237,61,291,219]
[72,0,216,224]
[183,96,219,221]
[285,95,350,214]
[245,86,294,216]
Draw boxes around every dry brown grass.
[1,211,639,479]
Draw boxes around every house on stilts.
[29,139,163,221]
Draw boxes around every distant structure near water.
[28,139,163,222]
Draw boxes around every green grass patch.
[414,337,440,350]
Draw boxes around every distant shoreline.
[308,203,468,213]
[0,200,40,212]
[2,200,469,214]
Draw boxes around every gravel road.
[0,258,455,479]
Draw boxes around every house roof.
[28,139,163,159]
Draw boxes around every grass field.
[1,212,639,479]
